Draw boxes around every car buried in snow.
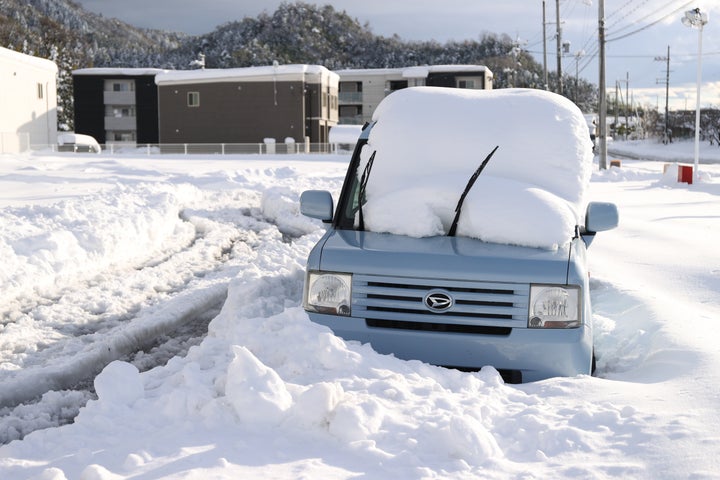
[57,132,102,154]
[300,87,618,383]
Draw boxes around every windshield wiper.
[357,150,376,231]
[448,145,499,237]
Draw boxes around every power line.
[606,0,695,42]
[606,0,653,32]
[606,0,643,23]
[532,0,701,78]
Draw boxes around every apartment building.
[71,64,490,146]
[72,68,165,146]
[154,64,338,144]
[336,65,493,124]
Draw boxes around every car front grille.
[353,274,529,334]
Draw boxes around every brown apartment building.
[154,65,338,145]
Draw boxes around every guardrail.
[28,142,346,155]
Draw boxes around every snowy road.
[1,201,238,402]
[0,154,347,441]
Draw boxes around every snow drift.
[0,145,719,479]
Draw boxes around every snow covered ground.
[0,139,719,479]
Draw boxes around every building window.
[339,81,362,93]
[456,77,484,89]
[37,83,43,99]
[187,91,200,107]
[106,131,137,142]
[106,106,136,117]
[339,105,363,124]
[107,80,135,92]
[389,80,408,91]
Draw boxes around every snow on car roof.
[359,87,594,249]
[329,125,363,144]
[57,132,100,147]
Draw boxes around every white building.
[0,47,58,153]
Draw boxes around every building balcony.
[338,91,363,104]
[104,116,137,131]
[103,91,136,105]
[339,115,365,125]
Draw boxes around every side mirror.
[300,190,334,222]
[585,202,619,233]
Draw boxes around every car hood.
[316,229,577,285]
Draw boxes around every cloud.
[633,80,720,110]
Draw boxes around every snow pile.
[0,272,652,479]
[0,184,199,308]
[0,163,343,412]
[360,87,593,249]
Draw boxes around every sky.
[74,0,720,111]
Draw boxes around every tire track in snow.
[0,208,278,410]
[0,203,320,448]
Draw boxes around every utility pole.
[543,1,549,90]
[654,46,670,143]
[598,0,607,169]
[625,72,630,133]
[665,47,670,142]
[617,74,630,139]
[556,0,563,95]
[615,81,620,132]
[574,51,584,104]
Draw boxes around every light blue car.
[301,90,618,383]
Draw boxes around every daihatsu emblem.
[424,291,453,312]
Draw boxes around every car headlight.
[304,271,352,316]
[528,285,581,328]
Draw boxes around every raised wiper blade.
[448,145,499,237]
[357,150,376,231]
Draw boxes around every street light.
[574,50,584,104]
[682,7,708,182]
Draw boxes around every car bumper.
[307,312,592,383]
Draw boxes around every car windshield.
[335,146,364,230]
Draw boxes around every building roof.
[73,68,168,76]
[335,65,491,79]
[154,64,338,86]
[334,67,406,76]
[1,47,57,73]
[401,65,491,79]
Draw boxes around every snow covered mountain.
[3,1,598,130]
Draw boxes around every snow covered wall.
[360,87,594,249]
